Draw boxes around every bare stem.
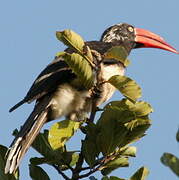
[78,165,101,179]
[71,152,84,179]
[52,165,70,180]
[89,100,98,122]
[89,50,103,123]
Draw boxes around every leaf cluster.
[161,129,179,177]
[82,99,152,176]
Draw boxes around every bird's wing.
[9,41,113,112]
[25,57,76,103]
[9,56,76,112]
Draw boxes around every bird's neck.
[86,41,133,55]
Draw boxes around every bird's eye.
[128,26,134,32]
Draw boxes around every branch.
[89,50,103,122]
[78,164,102,179]
[78,151,122,179]
[89,91,99,122]
[71,50,105,179]
[71,152,84,179]
[52,165,70,180]
[78,166,91,171]
[61,158,74,172]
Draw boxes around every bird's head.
[101,23,178,54]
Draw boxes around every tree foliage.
[161,129,179,177]
[0,29,152,180]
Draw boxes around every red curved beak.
[134,28,179,54]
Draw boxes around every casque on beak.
[134,27,179,54]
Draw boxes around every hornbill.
[5,23,178,174]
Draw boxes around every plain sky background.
[1,0,179,180]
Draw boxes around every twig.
[71,50,106,179]
[79,166,91,171]
[70,150,118,179]
[78,164,102,179]
[52,165,70,180]
[71,152,84,179]
[75,152,84,171]
[76,155,103,172]
[89,99,98,122]
[78,152,121,179]
[65,163,74,172]
[61,159,74,172]
[89,50,103,122]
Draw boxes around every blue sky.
[1,0,179,179]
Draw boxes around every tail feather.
[5,96,51,174]
[9,99,26,112]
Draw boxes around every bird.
[5,23,178,174]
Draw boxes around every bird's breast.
[49,83,91,120]
[97,61,125,105]
[49,61,125,121]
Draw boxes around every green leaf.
[108,75,142,102]
[0,145,18,180]
[82,139,97,167]
[161,153,179,176]
[176,128,179,142]
[30,157,49,165]
[106,99,153,117]
[85,45,94,63]
[63,53,94,89]
[101,99,152,147]
[100,106,136,125]
[101,177,109,180]
[89,176,98,180]
[55,30,96,89]
[55,51,66,57]
[101,157,129,176]
[29,164,50,180]
[82,123,100,166]
[60,151,79,170]
[30,151,79,170]
[104,46,130,67]
[96,105,137,155]
[56,30,94,66]
[96,109,120,155]
[102,176,125,180]
[123,119,151,146]
[32,130,64,166]
[48,119,80,150]
[124,118,151,131]
[120,146,137,157]
[32,130,56,157]
[109,177,125,180]
[56,29,85,54]
[123,100,153,117]
[129,167,149,180]
[30,157,52,166]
